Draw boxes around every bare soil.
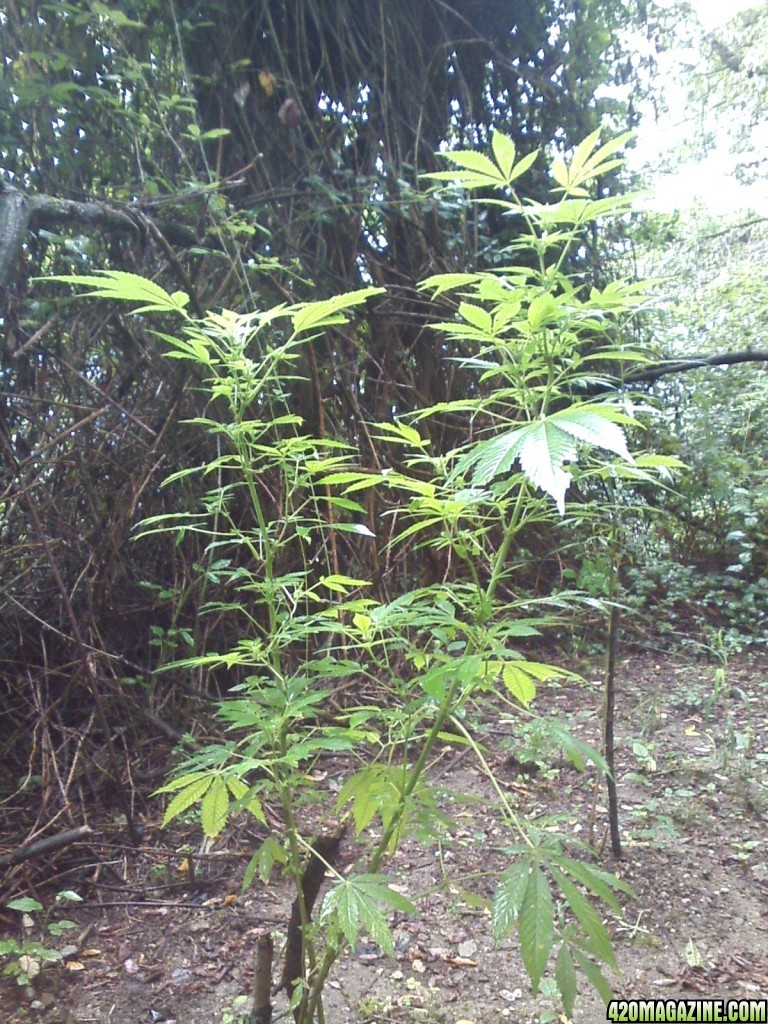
[2,651,767,1023]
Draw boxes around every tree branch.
[625,350,768,384]
[0,825,93,867]
[0,182,199,291]
[587,349,768,393]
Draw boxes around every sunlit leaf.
[491,132,517,178]
[290,287,384,333]
[44,271,190,315]
[201,775,229,837]
[160,775,212,827]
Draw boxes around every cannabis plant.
[47,130,678,1022]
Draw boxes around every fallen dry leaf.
[443,956,478,967]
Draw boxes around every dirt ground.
[2,650,767,1023]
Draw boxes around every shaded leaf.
[555,942,578,1016]
[492,861,531,942]
[518,865,554,993]
[571,949,614,1005]
[550,869,617,970]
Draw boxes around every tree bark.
[0,183,30,293]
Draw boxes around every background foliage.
[0,0,642,796]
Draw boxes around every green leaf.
[419,272,483,296]
[318,574,371,593]
[550,869,617,970]
[550,407,633,461]
[524,192,639,226]
[459,302,493,333]
[336,766,402,834]
[290,287,383,334]
[570,128,603,175]
[372,421,426,447]
[454,429,527,485]
[200,776,230,837]
[508,149,538,183]
[319,471,374,486]
[497,620,542,638]
[350,874,418,915]
[581,130,634,176]
[48,919,78,936]
[501,662,578,704]
[320,876,416,958]
[91,1,144,28]
[243,837,287,889]
[492,861,531,942]
[196,127,231,141]
[634,453,687,474]
[54,890,83,904]
[459,404,635,513]
[225,777,267,824]
[551,857,633,914]
[160,775,212,827]
[545,721,607,773]
[518,865,554,993]
[439,149,507,183]
[555,942,578,1016]
[551,156,570,191]
[499,664,535,706]
[491,132,517,178]
[419,661,452,700]
[7,897,43,913]
[325,497,367,514]
[571,949,614,1004]
[527,293,558,329]
[43,271,190,315]
[518,423,578,514]
[154,771,211,794]
[331,522,376,537]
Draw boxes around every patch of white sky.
[623,0,767,214]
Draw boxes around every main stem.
[302,667,466,1022]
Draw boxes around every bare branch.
[625,349,768,385]
[0,825,93,867]
[586,349,768,394]
[0,183,199,291]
